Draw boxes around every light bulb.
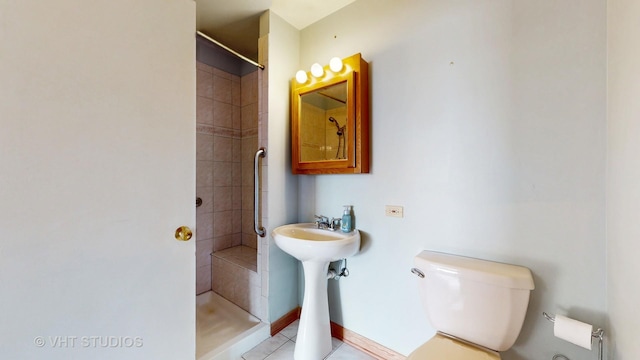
[295,70,308,83]
[310,63,324,78]
[329,57,343,72]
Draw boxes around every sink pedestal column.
[295,260,332,360]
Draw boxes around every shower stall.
[194,33,269,359]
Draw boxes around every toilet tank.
[413,250,535,352]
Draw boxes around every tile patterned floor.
[242,320,376,360]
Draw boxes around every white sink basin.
[272,222,361,359]
[272,223,360,262]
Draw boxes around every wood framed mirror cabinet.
[291,53,369,175]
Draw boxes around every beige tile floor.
[242,320,376,360]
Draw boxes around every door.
[0,1,196,359]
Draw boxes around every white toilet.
[409,250,535,359]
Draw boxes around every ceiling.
[196,0,356,61]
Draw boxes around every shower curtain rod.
[196,31,264,70]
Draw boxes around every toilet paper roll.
[553,315,593,350]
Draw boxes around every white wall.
[607,0,640,358]
[297,1,606,358]
[265,11,302,322]
[0,1,196,359]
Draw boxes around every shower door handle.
[254,148,266,237]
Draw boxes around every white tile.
[264,340,295,360]
[327,342,376,360]
[240,319,375,360]
[242,334,289,360]
[260,296,268,322]
[331,337,343,350]
[279,320,298,340]
[261,269,269,297]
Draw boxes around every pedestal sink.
[272,223,361,360]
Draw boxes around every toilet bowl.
[409,251,535,359]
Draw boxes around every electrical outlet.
[385,205,403,218]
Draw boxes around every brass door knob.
[175,226,193,241]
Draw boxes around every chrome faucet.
[314,215,330,229]
[314,215,341,231]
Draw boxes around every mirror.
[291,53,369,174]
[300,81,349,162]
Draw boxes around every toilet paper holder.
[543,312,604,360]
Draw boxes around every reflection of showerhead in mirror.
[328,117,347,160]
[328,117,344,136]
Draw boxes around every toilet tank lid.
[414,250,535,290]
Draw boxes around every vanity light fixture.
[295,70,308,84]
[295,57,346,84]
[329,57,343,72]
[310,63,324,78]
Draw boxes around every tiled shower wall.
[195,61,259,295]
[240,72,259,249]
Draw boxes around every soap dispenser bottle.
[341,205,352,232]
